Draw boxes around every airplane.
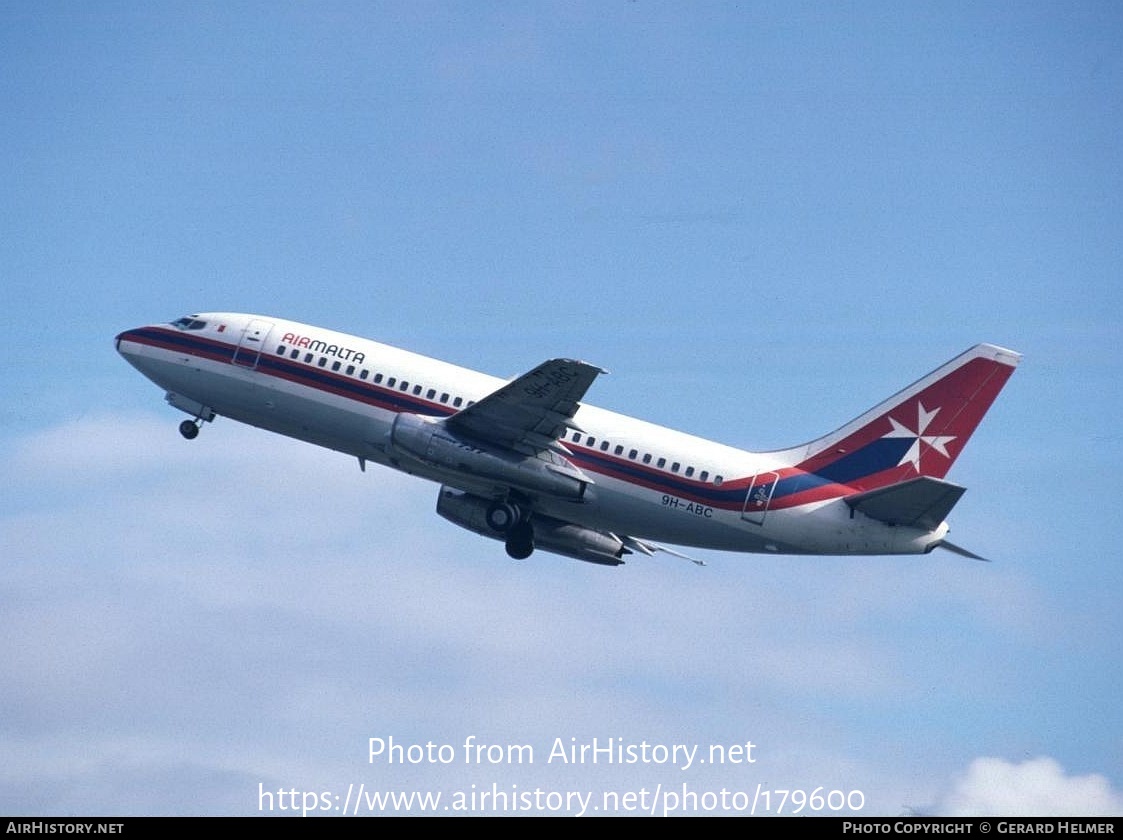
[115,313,1020,566]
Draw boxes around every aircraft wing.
[844,476,966,530]
[447,358,605,455]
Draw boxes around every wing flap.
[620,536,706,566]
[844,476,966,530]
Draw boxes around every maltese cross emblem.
[883,403,956,472]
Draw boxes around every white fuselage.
[116,313,946,558]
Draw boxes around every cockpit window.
[171,316,208,331]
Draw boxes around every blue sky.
[1,1,1121,816]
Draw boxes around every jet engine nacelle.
[436,487,628,566]
[390,413,588,501]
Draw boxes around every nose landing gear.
[165,393,215,440]
[178,419,201,440]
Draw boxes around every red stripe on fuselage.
[133,327,862,513]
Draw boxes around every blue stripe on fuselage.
[135,328,897,510]
[811,438,913,485]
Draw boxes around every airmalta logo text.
[280,332,366,365]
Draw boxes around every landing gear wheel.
[179,419,200,440]
[485,501,520,533]
[505,523,534,560]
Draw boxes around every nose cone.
[115,326,144,354]
[115,326,163,372]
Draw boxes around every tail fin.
[785,344,1020,493]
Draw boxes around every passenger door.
[741,471,780,525]
[231,319,275,369]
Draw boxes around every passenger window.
[400,381,409,391]
[332,361,341,371]
[347,365,355,375]
[642,453,651,464]
[290,349,299,359]
[427,388,436,399]
[671,462,680,473]
[360,370,369,380]
[413,385,422,395]
[318,357,327,367]
[387,377,396,387]
[657,457,666,469]
[600,441,609,452]
[714,475,723,486]
[276,346,286,355]
[374,373,383,384]
[304,353,313,363]
[629,449,637,459]
[587,437,596,448]
[685,466,694,477]
[453,397,463,407]
[573,433,582,444]
[700,470,709,482]
[440,393,449,403]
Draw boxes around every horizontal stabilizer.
[936,540,990,562]
[845,476,966,530]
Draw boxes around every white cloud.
[0,413,1115,815]
[939,757,1123,817]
